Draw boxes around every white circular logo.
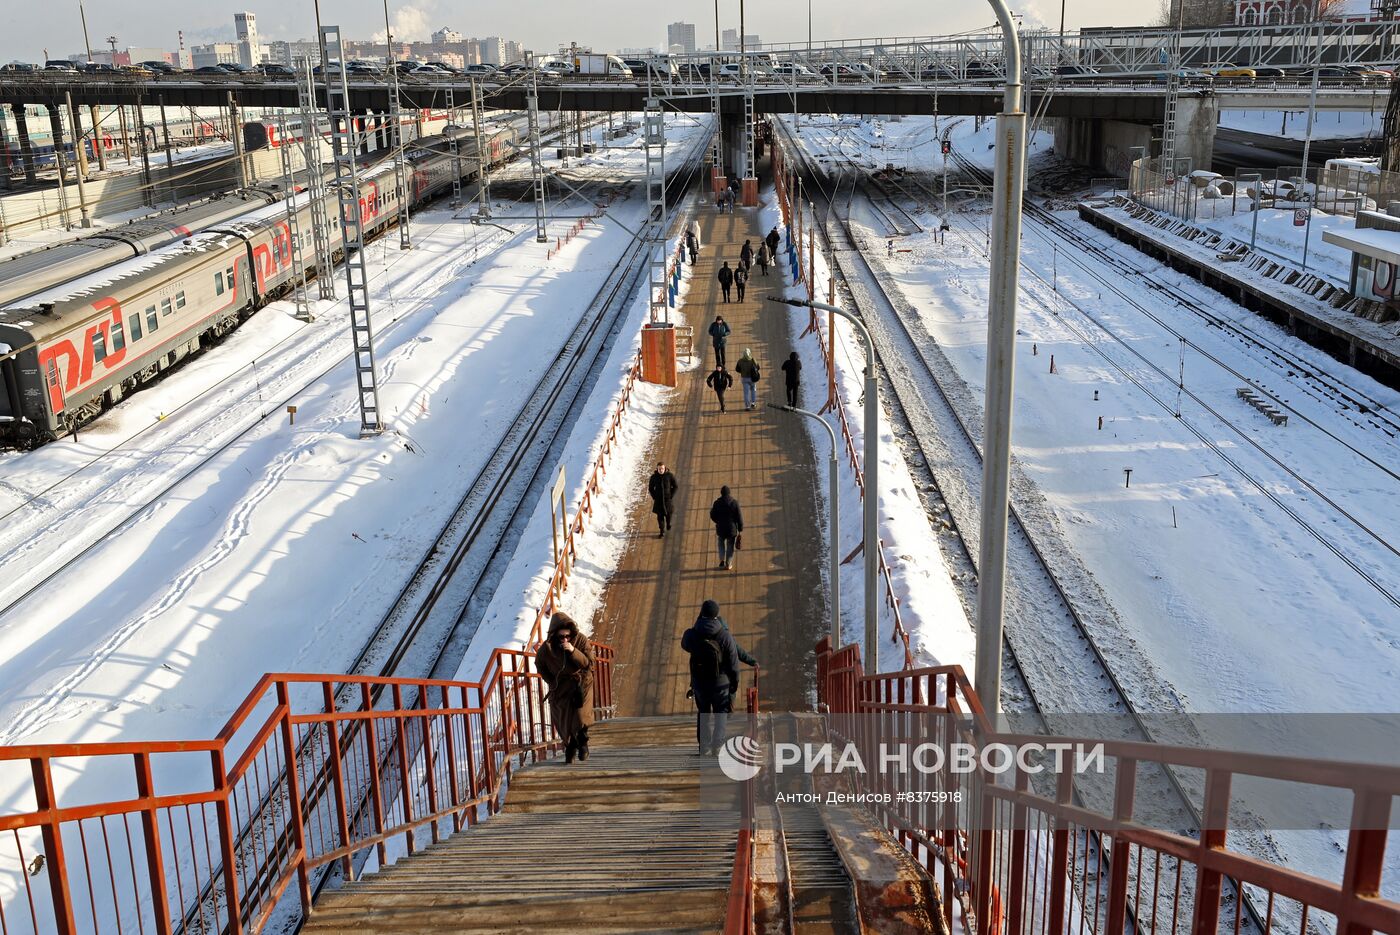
[717,735,764,782]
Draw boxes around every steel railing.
[813,637,1400,935]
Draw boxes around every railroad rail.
[775,119,1279,932]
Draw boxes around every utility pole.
[78,0,93,63]
[974,0,1030,715]
[1299,0,1322,271]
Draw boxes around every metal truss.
[276,112,312,322]
[298,57,336,302]
[644,97,668,324]
[525,51,548,243]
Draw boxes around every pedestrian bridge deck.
[593,175,828,716]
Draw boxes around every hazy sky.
[2,0,1160,63]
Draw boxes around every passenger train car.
[0,124,519,445]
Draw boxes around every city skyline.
[1,0,1159,64]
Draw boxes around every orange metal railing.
[723,668,762,935]
[0,645,614,934]
[814,637,1400,935]
[770,130,915,670]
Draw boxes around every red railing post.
[319,682,355,881]
[30,757,78,935]
[132,752,174,934]
[359,683,389,866]
[1104,758,1138,935]
[440,691,463,833]
[1189,769,1233,935]
[460,685,481,825]
[1046,769,1073,935]
[391,684,417,853]
[419,691,441,845]
[1338,789,1391,935]
[209,749,244,935]
[274,681,312,916]
[1007,767,1030,935]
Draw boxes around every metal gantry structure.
[322,25,386,437]
[525,51,549,243]
[470,76,492,217]
[445,85,463,207]
[275,112,312,322]
[298,57,337,302]
[383,31,412,250]
[644,96,668,324]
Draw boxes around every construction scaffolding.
[322,25,385,437]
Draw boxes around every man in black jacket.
[681,599,758,754]
[647,461,678,538]
[709,485,743,570]
[708,314,731,367]
[705,366,733,413]
[781,351,802,408]
[717,262,734,303]
[766,226,781,262]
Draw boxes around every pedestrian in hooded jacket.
[708,314,731,367]
[648,461,678,538]
[534,611,596,763]
[781,351,802,408]
[681,599,759,754]
[734,263,748,303]
[756,242,770,276]
[685,229,699,265]
[717,262,734,303]
[766,226,781,260]
[706,366,733,413]
[709,485,743,569]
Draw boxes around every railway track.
[170,123,714,934]
[777,118,1275,933]
[923,148,1400,611]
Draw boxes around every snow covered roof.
[1322,225,1400,266]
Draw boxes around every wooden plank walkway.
[593,182,828,716]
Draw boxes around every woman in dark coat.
[648,461,678,537]
[534,612,596,762]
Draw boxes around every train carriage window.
[161,299,172,317]
[146,305,158,332]
[129,313,143,341]
[91,330,106,363]
[215,271,225,295]
[227,266,235,286]
[175,291,186,309]
[111,322,125,352]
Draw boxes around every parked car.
[538,58,571,77]
[120,63,155,76]
[78,62,118,74]
[1,62,37,72]
[425,61,460,74]
[964,60,1000,79]
[256,62,295,77]
[194,65,230,75]
[44,60,79,72]
[771,61,818,80]
[1055,63,1099,78]
[140,60,181,74]
[463,62,497,76]
[1341,63,1391,81]
[392,60,426,73]
[1206,62,1256,79]
[1251,66,1285,78]
[216,62,254,74]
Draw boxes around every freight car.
[0,124,519,445]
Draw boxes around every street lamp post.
[77,0,93,64]
[974,0,1029,714]
[773,403,840,649]
[769,296,879,673]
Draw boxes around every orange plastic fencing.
[814,637,1400,935]
[771,131,915,670]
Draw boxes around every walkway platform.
[594,181,828,715]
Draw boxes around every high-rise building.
[743,33,760,48]
[721,28,739,51]
[667,21,697,54]
[477,37,507,65]
[431,27,462,44]
[234,12,261,66]
[192,42,240,68]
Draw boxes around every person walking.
[781,351,802,408]
[648,461,678,538]
[724,187,736,213]
[740,239,754,270]
[756,242,770,276]
[688,218,702,250]
[735,349,761,411]
[708,313,730,366]
[709,484,743,570]
[681,600,745,755]
[706,366,733,413]
[766,226,781,262]
[717,263,733,304]
[534,612,596,763]
[685,229,699,265]
[733,262,748,303]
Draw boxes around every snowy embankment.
[1218,107,1382,142]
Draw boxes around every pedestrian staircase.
[303,718,739,933]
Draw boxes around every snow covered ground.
[1166,194,1356,286]
[0,115,704,753]
[1219,107,1383,142]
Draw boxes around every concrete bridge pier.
[1054,95,1218,177]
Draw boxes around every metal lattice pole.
[743,76,756,183]
[446,85,462,207]
[470,76,492,217]
[526,51,548,243]
[323,25,386,437]
[644,97,668,324]
[298,57,336,301]
[383,18,412,250]
[710,72,724,185]
[276,112,312,322]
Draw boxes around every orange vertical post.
[640,322,677,387]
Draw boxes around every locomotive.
[0,124,519,446]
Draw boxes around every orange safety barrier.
[0,646,615,934]
[813,637,1400,935]
[722,668,762,935]
[770,128,915,671]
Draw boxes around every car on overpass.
[43,60,79,71]
[1206,62,1256,79]
[255,62,295,77]
[0,63,37,72]
[140,60,182,74]
[463,63,496,77]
